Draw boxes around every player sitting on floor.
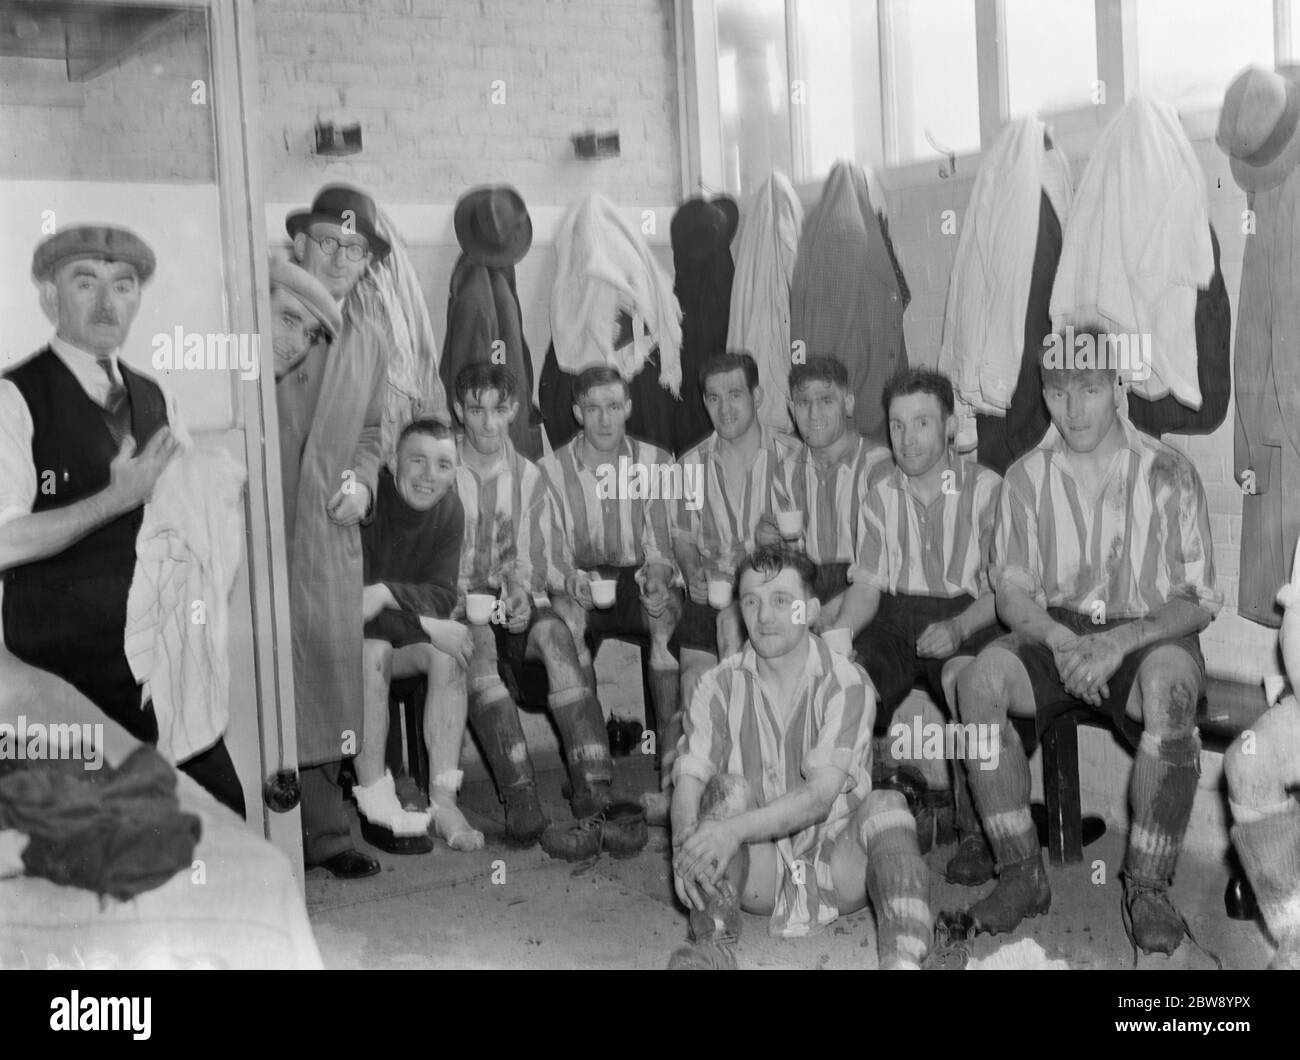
[669,546,933,969]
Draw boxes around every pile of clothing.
[0,746,200,902]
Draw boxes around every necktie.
[98,357,131,447]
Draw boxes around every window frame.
[675,0,1300,195]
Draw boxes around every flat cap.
[32,225,156,283]
[269,257,342,340]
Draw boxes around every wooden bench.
[1033,677,1271,865]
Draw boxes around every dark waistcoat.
[2,348,167,663]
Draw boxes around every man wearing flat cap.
[0,224,243,812]
[278,185,392,879]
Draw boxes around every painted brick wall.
[880,136,1279,682]
[0,17,214,182]
[253,0,681,207]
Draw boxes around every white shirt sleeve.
[160,383,192,448]
[0,380,36,530]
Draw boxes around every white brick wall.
[254,0,681,206]
[0,19,214,183]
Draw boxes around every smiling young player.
[357,418,484,855]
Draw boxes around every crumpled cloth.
[967,938,1070,970]
[0,746,201,902]
[352,207,450,463]
[551,194,683,394]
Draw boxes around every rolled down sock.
[1232,802,1300,953]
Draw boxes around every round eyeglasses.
[307,234,369,261]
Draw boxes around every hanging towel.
[1050,97,1213,406]
[790,160,910,443]
[123,448,246,765]
[940,118,1074,440]
[728,172,804,434]
[352,208,449,463]
[551,194,683,394]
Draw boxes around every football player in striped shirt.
[954,328,1221,958]
[836,368,1004,886]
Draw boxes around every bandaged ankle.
[432,769,465,795]
[354,772,432,835]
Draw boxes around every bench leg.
[1042,717,1084,865]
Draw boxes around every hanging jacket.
[1050,96,1213,406]
[791,160,910,443]
[1234,166,1300,626]
[440,254,543,459]
[672,210,735,455]
[728,172,803,434]
[1128,225,1231,437]
[941,118,1074,441]
[974,191,1063,475]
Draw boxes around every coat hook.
[924,130,957,179]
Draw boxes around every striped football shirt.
[541,435,677,572]
[455,436,568,595]
[852,456,1002,599]
[992,416,1222,619]
[674,636,875,938]
[673,425,802,573]
[774,435,893,566]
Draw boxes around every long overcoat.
[276,312,386,766]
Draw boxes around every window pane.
[887,0,980,163]
[716,0,792,198]
[1005,0,1098,117]
[1136,0,1274,111]
[793,0,884,178]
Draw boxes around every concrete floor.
[304,754,1277,971]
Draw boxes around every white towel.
[124,448,246,765]
[1050,97,1213,406]
[727,171,804,433]
[940,118,1075,449]
[551,194,683,394]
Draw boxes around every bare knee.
[864,788,909,819]
[700,773,753,819]
[956,654,1009,723]
[363,639,393,678]
[1225,714,1290,803]
[1137,655,1200,737]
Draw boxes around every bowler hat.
[670,196,740,261]
[32,225,156,284]
[286,184,391,262]
[1217,65,1300,192]
[454,185,533,267]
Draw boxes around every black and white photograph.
[0,0,1296,1025]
